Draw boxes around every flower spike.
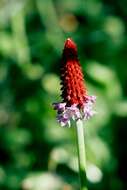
[53,38,96,127]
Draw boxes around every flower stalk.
[76,119,88,190]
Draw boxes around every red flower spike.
[60,38,87,108]
[53,38,96,127]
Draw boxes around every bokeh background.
[0,0,127,190]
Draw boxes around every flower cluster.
[53,38,96,127]
[53,95,96,127]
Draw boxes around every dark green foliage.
[0,0,127,189]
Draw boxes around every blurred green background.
[0,0,127,190]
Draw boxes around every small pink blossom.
[53,95,96,127]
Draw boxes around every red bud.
[60,38,87,107]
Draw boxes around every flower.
[53,38,96,127]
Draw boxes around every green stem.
[76,119,88,190]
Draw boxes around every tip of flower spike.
[63,38,78,60]
[64,38,77,50]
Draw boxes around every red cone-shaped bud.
[60,38,87,108]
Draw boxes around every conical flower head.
[60,38,87,108]
[53,38,96,127]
